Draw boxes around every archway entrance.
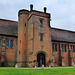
[37,53,46,67]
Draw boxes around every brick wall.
[17,9,54,67]
[0,35,17,67]
[52,41,75,66]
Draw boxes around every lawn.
[0,67,75,75]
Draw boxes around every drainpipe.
[68,44,70,66]
[15,37,17,66]
[59,42,62,66]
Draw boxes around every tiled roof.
[0,18,18,36]
[0,18,75,43]
[51,28,75,43]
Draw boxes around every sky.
[0,0,75,31]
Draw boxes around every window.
[10,40,14,48]
[70,45,75,52]
[52,43,57,52]
[61,44,67,52]
[70,45,73,50]
[0,39,1,47]
[40,20,42,26]
[25,23,26,27]
[55,44,57,51]
[40,35,43,41]
[61,44,63,50]
[6,39,9,48]
[65,45,66,52]
[73,45,75,52]
[52,43,54,52]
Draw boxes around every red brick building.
[0,4,75,67]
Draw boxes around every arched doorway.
[37,53,46,67]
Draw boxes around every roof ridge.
[51,27,75,33]
[0,18,18,23]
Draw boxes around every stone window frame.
[55,44,57,51]
[52,43,54,52]
[6,39,9,48]
[64,45,67,52]
[61,44,67,52]
[70,45,75,52]
[39,18,44,27]
[10,40,14,49]
[70,45,73,50]
[52,43,57,52]
[6,39,14,49]
[40,34,43,41]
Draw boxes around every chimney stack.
[30,4,33,11]
[44,7,47,13]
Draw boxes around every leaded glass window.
[52,43,54,52]
[55,44,57,51]
[10,40,14,48]
[6,39,9,48]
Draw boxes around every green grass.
[0,67,75,75]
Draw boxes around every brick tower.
[17,4,53,67]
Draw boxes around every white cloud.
[0,0,75,31]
